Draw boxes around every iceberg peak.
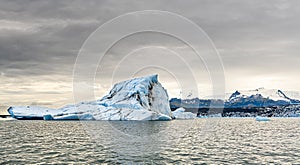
[97,74,171,120]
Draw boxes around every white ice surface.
[8,75,172,121]
[172,107,196,119]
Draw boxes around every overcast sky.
[1,0,300,107]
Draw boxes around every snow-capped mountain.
[227,88,295,102]
[226,88,300,108]
[8,75,174,120]
[170,88,300,110]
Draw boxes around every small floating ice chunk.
[43,114,53,120]
[255,116,270,121]
[156,114,172,121]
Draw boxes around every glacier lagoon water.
[1,118,300,164]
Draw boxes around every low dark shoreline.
[172,104,300,117]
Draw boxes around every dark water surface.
[1,118,300,164]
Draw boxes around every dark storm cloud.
[1,0,298,78]
[0,0,111,79]
[0,0,299,106]
[0,19,100,77]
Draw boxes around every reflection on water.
[1,118,300,164]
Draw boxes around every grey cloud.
[0,0,299,106]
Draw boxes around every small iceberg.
[172,107,196,119]
[255,116,270,121]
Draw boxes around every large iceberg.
[8,75,173,121]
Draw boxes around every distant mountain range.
[170,88,300,110]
